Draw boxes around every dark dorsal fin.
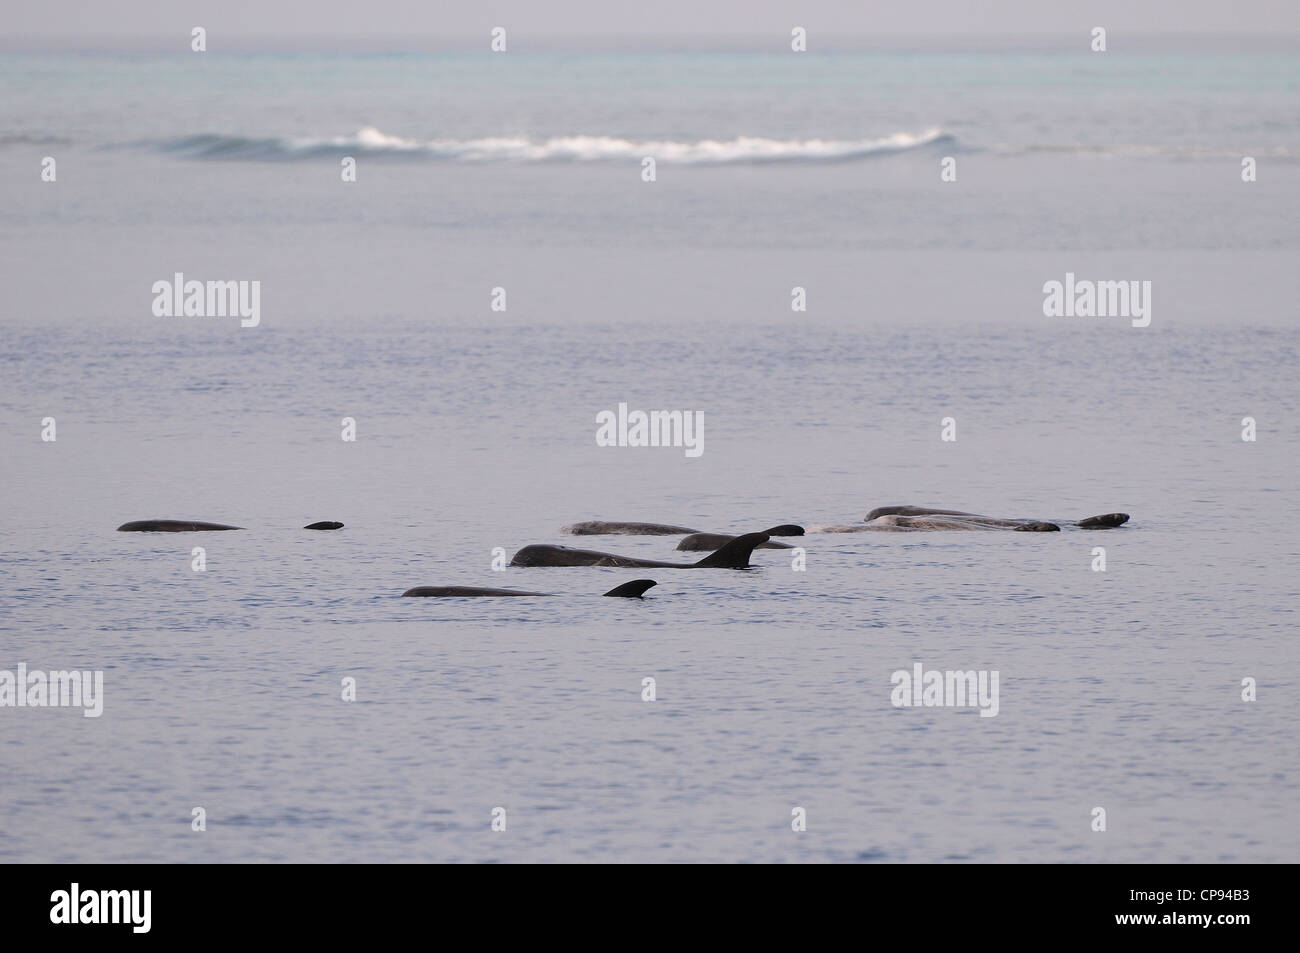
[692,532,769,569]
[304,521,344,530]
[603,579,658,598]
[762,524,804,537]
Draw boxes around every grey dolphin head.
[1076,513,1129,528]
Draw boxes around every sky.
[5,0,1300,49]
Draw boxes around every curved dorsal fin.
[603,579,658,598]
[693,532,769,568]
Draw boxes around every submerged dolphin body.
[561,521,702,536]
[865,506,984,521]
[511,532,770,569]
[403,580,657,598]
[868,514,1060,531]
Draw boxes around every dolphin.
[675,524,805,551]
[511,532,770,569]
[403,580,657,598]
[562,521,702,536]
[118,519,347,531]
[117,520,243,532]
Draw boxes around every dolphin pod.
[510,532,771,569]
[118,520,344,531]
[403,580,658,598]
[115,506,1134,603]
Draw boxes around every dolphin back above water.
[865,514,1062,531]
[117,519,243,532]
[118,519,345,531]
[403,579,658,598]
[511,532,771,569]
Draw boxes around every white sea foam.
[152,126,954,162]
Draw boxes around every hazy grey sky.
[7,0,1300,46]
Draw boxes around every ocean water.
[0,46,1297,863]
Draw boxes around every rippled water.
[0,47,1297,862]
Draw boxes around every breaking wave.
[142,126,955,163]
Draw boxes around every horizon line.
[3,30,1299,54]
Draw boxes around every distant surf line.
[131,126,955,162]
